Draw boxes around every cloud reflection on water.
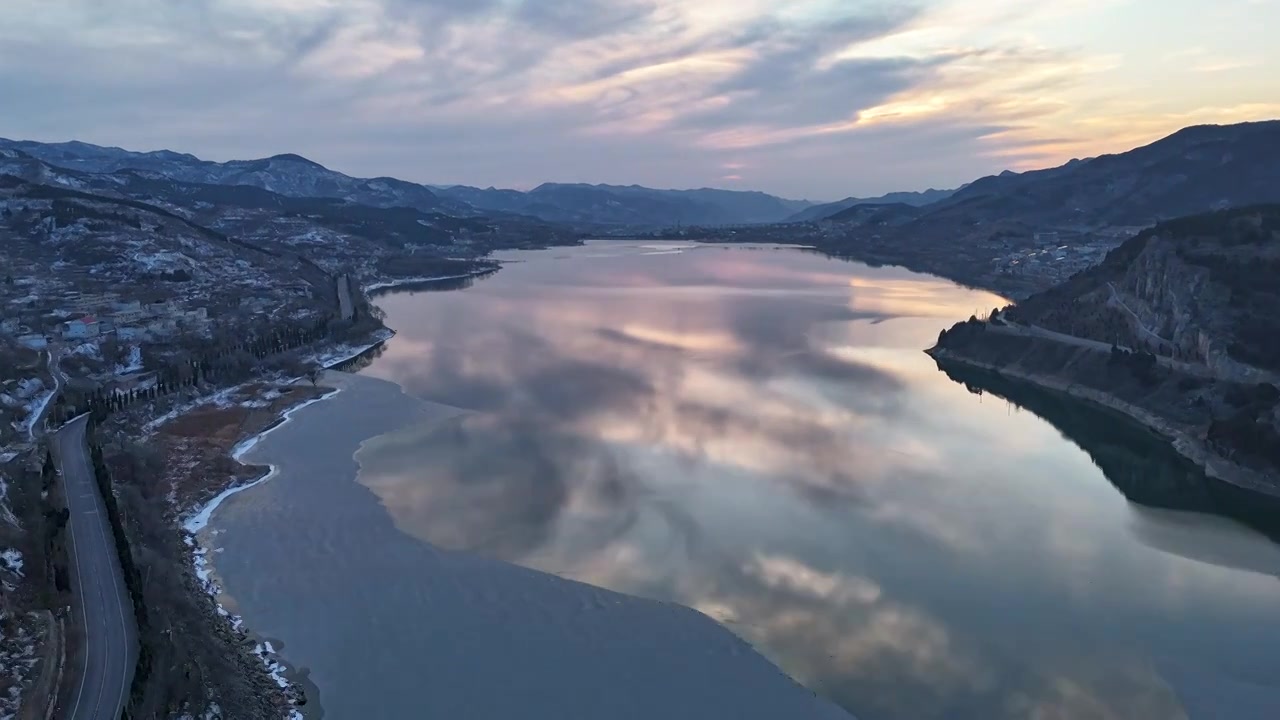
[356,244,1275,720]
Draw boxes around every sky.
[1,0,1277,200]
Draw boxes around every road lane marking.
[77,426,135,719]
[78,441,116,717]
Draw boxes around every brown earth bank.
[93,380,329,719]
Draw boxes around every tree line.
[52,316,336,424]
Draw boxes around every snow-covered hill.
[2,139,815,228]
[0,139,468,215]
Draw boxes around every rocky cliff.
[1008,206,1280,380]
[932,206,1280,494]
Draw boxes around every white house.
[112,301,146,325]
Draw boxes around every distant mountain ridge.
[11,120,1275,232]
[0,138,815,227]
[432,182,812,226]
[786,187,956,222]
[892,121,1280,230]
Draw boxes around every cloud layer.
[1,0,1277,197]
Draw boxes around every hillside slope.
[924,121,1280,227]
[1008,206,1280,376]
[805,121,1280,298]
[931,206,1280,493]
[0,148,573,277]
[786,188,954,222]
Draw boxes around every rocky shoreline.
[180,389,343,720]
[67,321,397,719]
[171,333,401,718]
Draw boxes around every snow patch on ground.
[132,251,193,271]
[255,642,292,689]
[115,345,143,375]
[0,475,17,529]
[228,390,340,474]
[189,539,303,715]
[71,342,101,359]
[289,230,334,246]
[174,702,224,720]
[22,390,55,442]
[143,385,243,434]
[185,389,341,535]
[183,467,274,538]
[232,388,281,410]
[0,549,22,576]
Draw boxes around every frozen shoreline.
[183,388,341,535]
[310,329,395,370]
[364,270,494,293]
[177,325,397,535]
[194,371,853,719]
[180,385,346,720]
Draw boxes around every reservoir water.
[209,242,1280,719]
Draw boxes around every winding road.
[53,415,137,720]
[991,319,1219,379]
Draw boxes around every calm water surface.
[224,242,1280,719]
